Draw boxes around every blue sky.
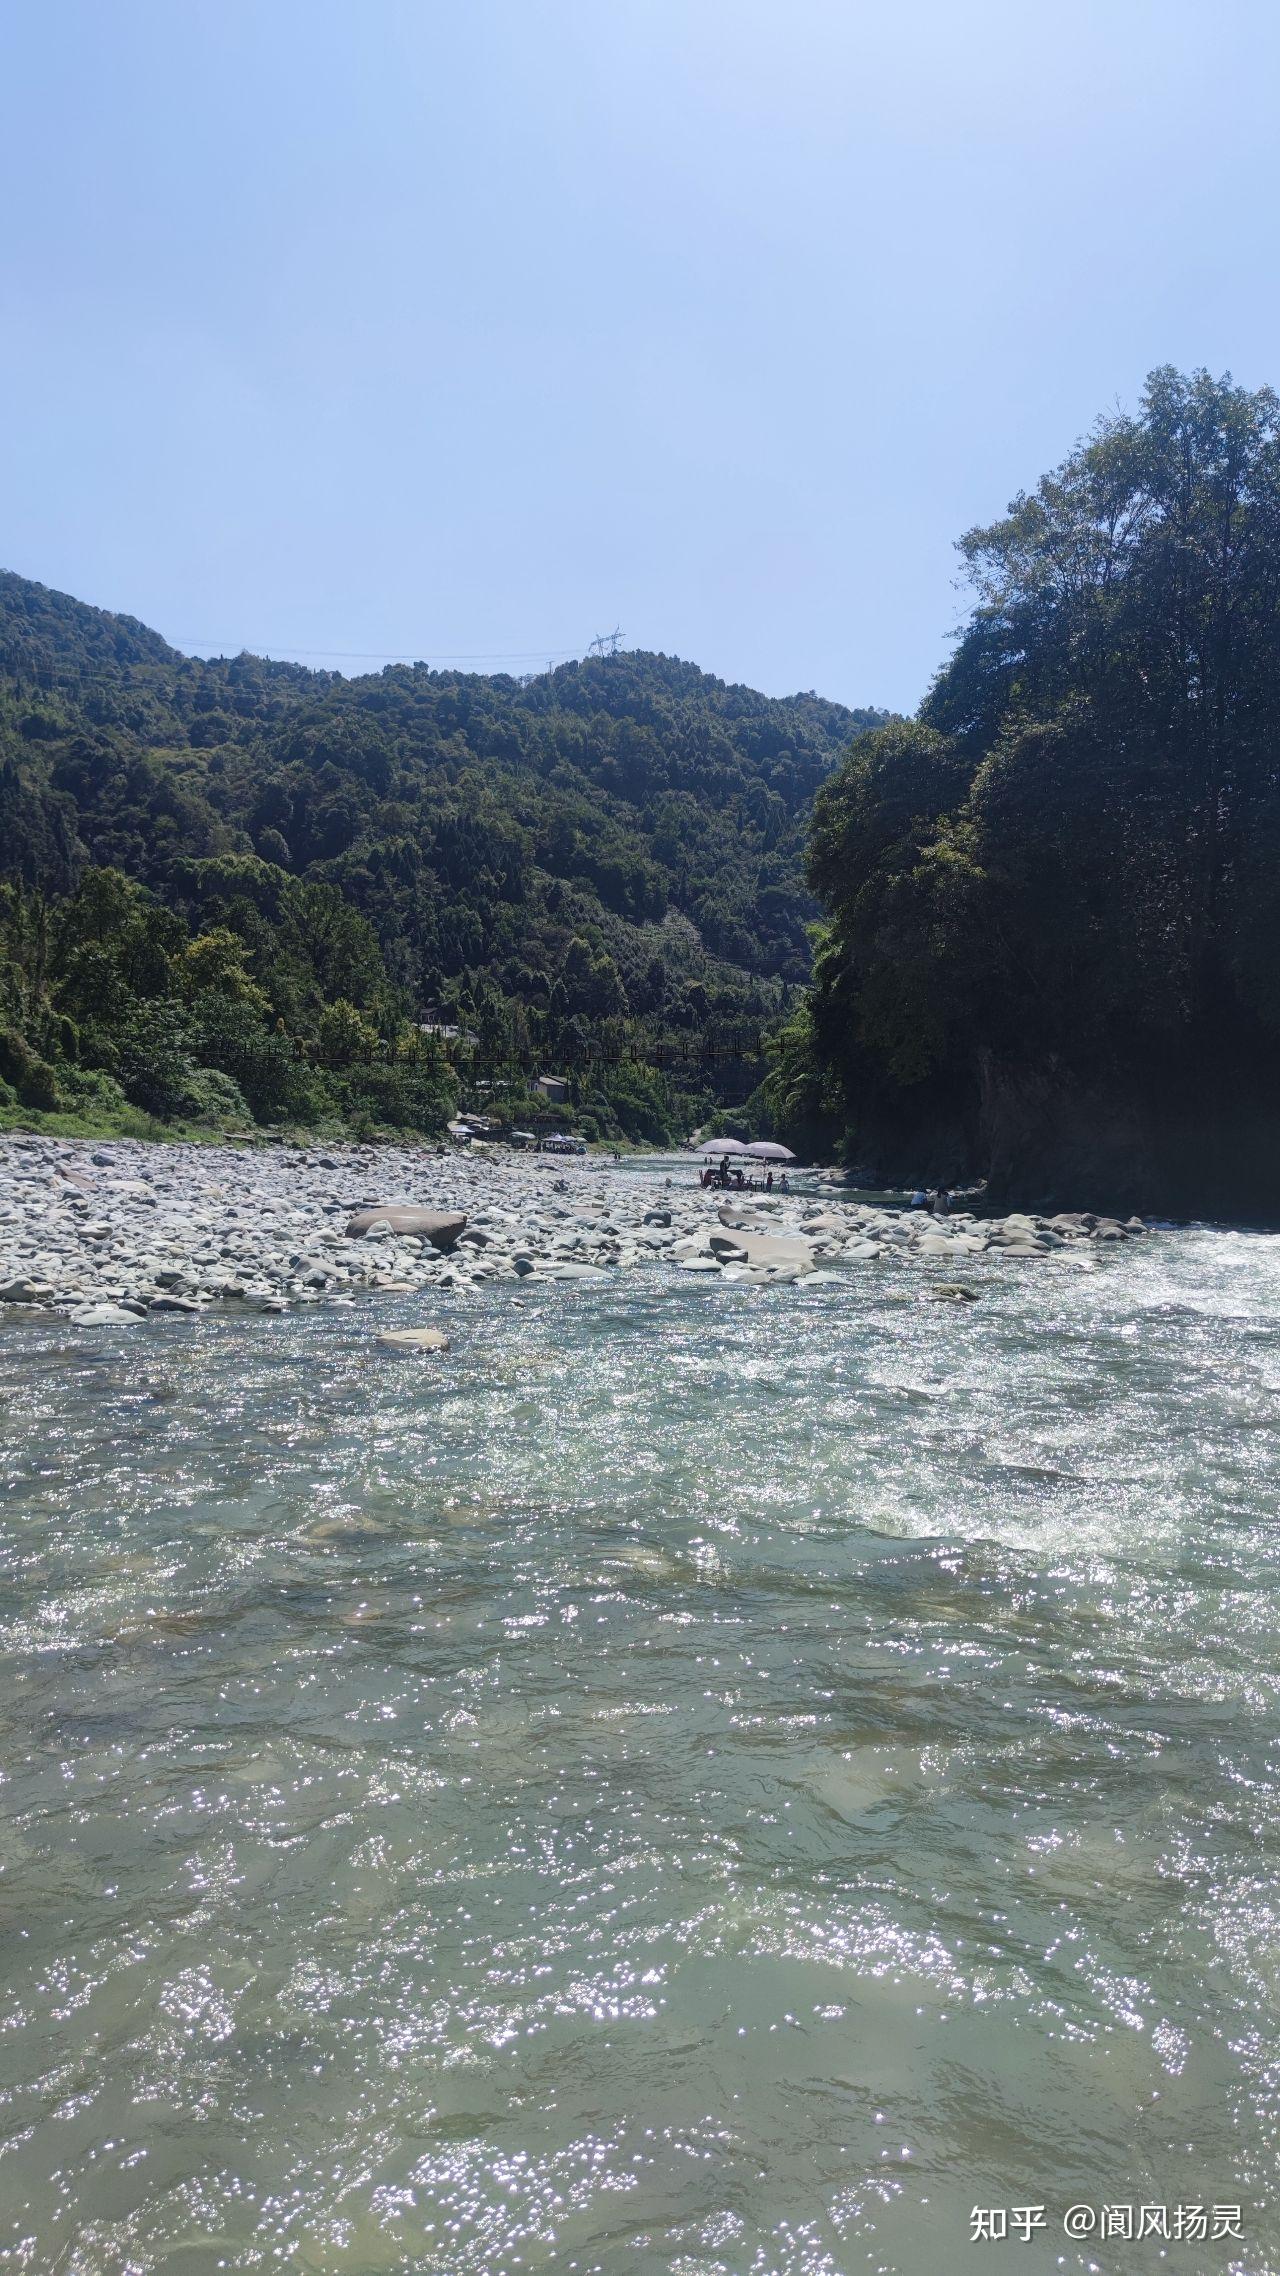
[3,0,1278,712]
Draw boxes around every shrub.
[0,1028,63,1111]
[185,1067,253,1128]
[116,1002,197,1119]
[58,1067,130,1117]
[335,1061,455,1134]
[0,1029,33,1090]
[21,1056,61,1110]
[597,1061,675,1146]
[316,998,381,1067]
[188,993,325,1124]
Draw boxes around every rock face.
[346,1207,466,1248]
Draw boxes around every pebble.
[0,1136,1146,1326]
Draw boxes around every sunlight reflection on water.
[1,1229,1279,2271]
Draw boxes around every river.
[1,1222,1278,2272]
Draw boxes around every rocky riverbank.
[0,1137,1149,1326]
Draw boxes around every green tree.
[178,927,269,1010]
[793,367,1280,1205]
[316,997,380,1067]
[116,1001,196,1119]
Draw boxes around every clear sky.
[3,0,1279,713]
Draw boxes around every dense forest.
[12,366,1271,1206]
[0,571,880,1143]
[773,368,1280,1214]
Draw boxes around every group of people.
[699,1159,788,1192]
[910,1186,952,1216]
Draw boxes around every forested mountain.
[776,368,1280,1214]
[0,571,880,1141]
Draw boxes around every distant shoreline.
[0,1132,1150,1330]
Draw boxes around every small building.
[535,1074,569,1104]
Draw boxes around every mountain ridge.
[0,568,885,1142]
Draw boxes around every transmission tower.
[588,626,624,659]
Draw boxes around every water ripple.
[0,1231,1278,2269]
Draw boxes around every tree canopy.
[786,368,1280,1209]
[0,573,882,1141]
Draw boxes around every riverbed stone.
[708,1233,749,1259]
[377,1327,451,1352]
[346,1206,467,1247]
[0,1135,1123,1329]
[714,1228,815,1274]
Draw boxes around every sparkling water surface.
[2,1222,1279,2274]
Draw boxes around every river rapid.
[2,1210,1279,2273]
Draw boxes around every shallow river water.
[2,1222,1280,2274]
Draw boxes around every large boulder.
[709,1228,815,1275]
[345,1206,466,1249]
[0,1278,55,1304]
